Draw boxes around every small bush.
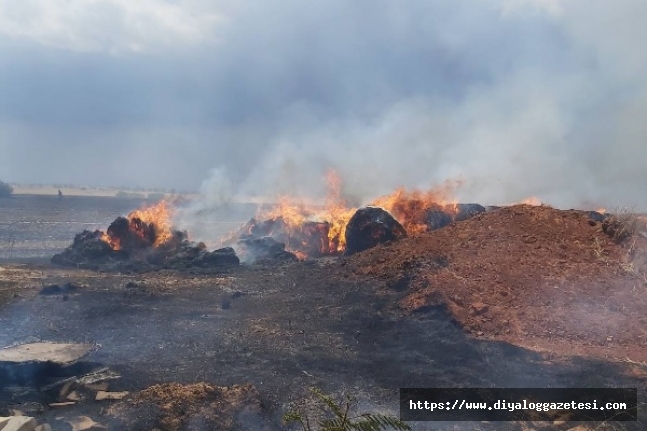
[284,387,410,431]
[602,208,642,244]
[0,180,13,197]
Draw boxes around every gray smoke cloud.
[0,0,645,209]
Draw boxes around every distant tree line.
[0,180,14,197]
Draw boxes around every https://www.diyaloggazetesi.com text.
[400,388,637,422]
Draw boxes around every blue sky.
[0,0,645,208]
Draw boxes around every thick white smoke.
[192,0,647,212]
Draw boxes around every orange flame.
[255,170,357,257]
[322,170,357,253]
[100,200,175,250]
[253,174,463,257]
[100,232,121,250]
[127,200,175,247]
[519,196,542,206]
[370,180,461,234]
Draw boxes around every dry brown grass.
[605,207,647,285]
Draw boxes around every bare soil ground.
[0,198,646,431]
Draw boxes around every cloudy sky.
[0,0,645,208]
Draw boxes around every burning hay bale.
[106,216,159,250]
[52,202,240,271]
[232,201,489,259]
[344,207,407,256]
[221,174,489,259]
[236,217,334,260]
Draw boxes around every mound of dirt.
[111,382,270,431]
[342,204,647,359]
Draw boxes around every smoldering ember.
[3,179,647,431]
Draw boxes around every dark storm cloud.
[0,0,645,208]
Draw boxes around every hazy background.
[0,0,645,209]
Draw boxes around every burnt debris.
[344,207,407,256]
[51,230,127,268]
[236,236,299,263]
